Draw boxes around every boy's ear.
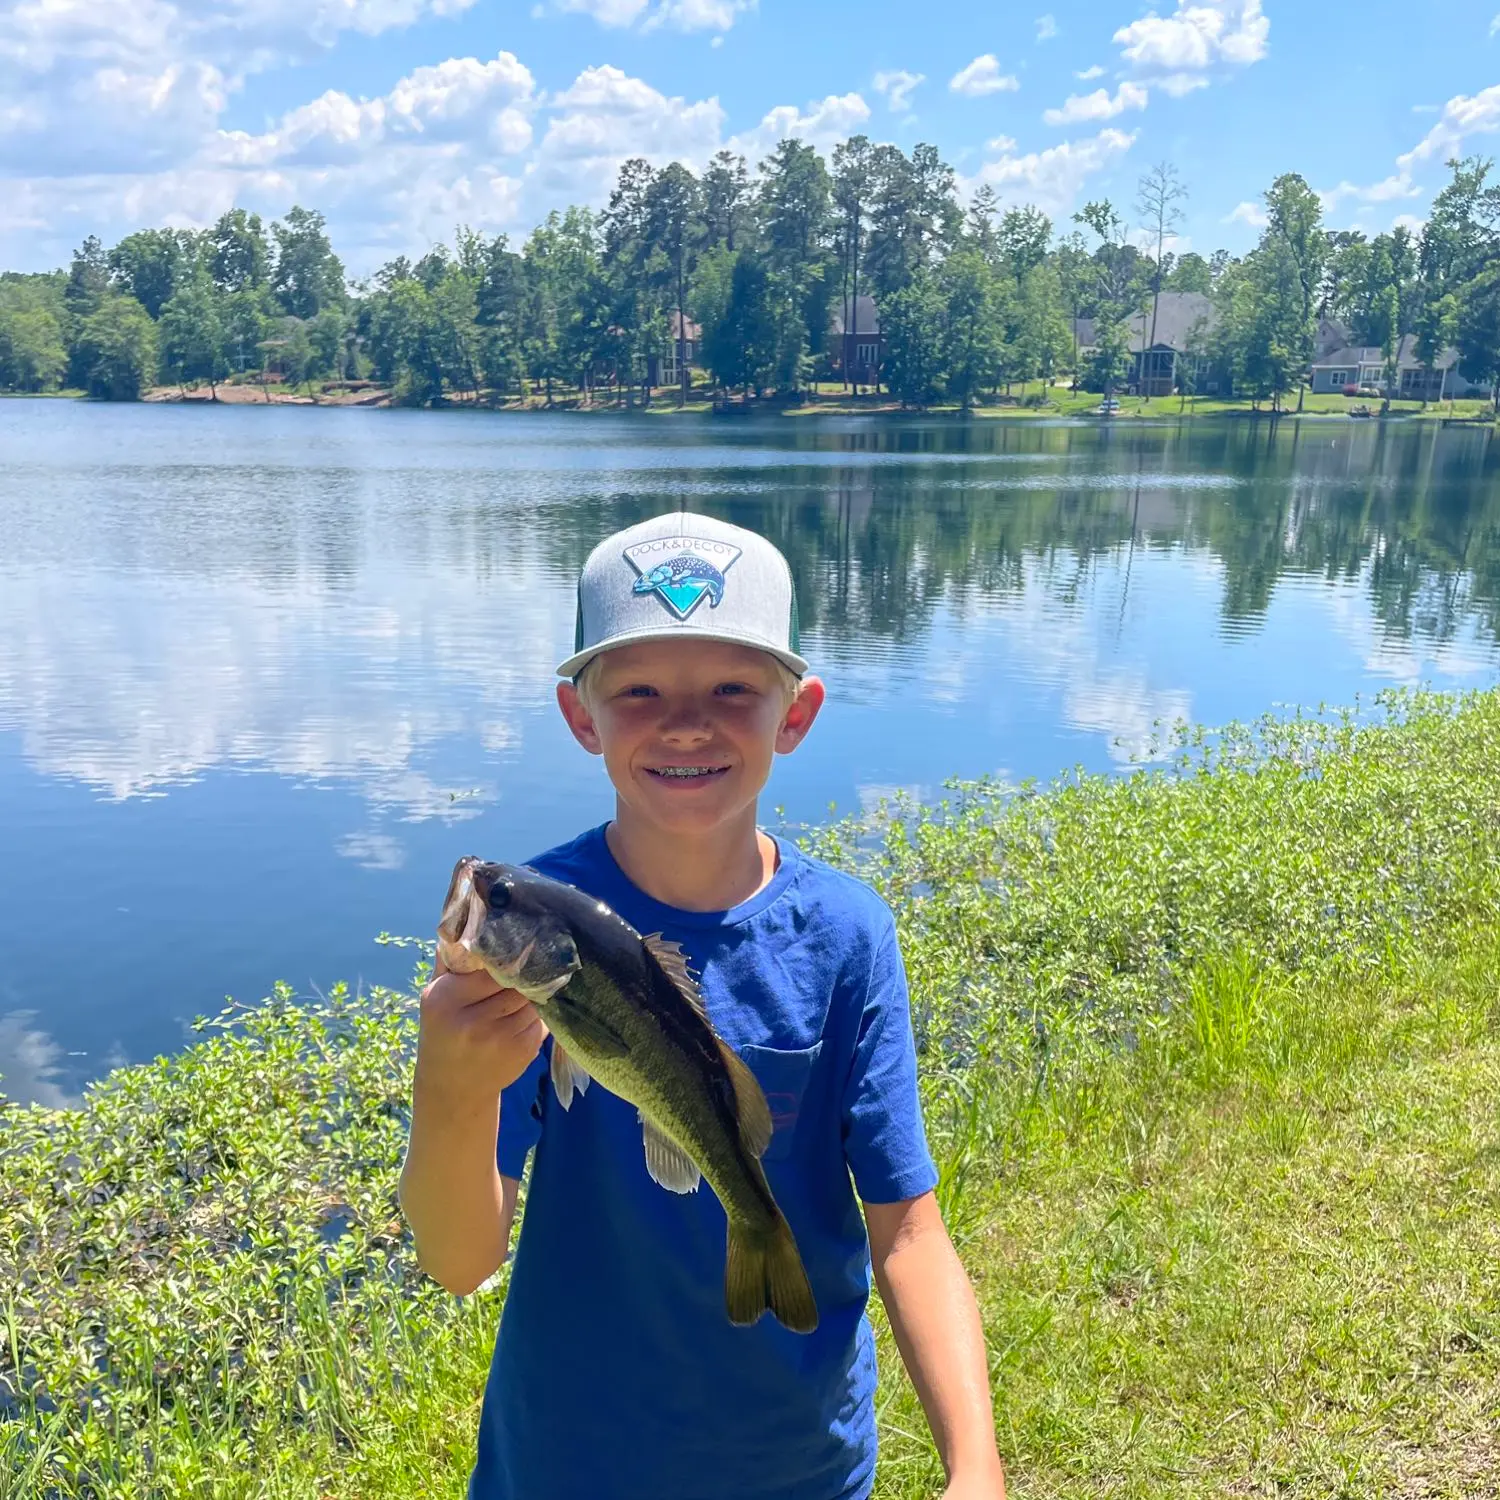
[556,680,605,756]
[776,675,826,755]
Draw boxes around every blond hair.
[574,653,802,713]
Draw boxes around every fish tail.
[725,1215,818,1335]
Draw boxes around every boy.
[400,512,1006,1500]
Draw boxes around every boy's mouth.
[646,764,731,782]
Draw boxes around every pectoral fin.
[549,1039,592,1110]
[639,1116,702,1194]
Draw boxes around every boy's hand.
[942,1466,1007,1499]
[414,955,548,1107]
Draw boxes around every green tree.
[64,236,111,319]
[832,135,875,390]
[219,289,271,379]
[1263,173,1326,410]
[1456,263,1500,411]
[1011,263,1070,391]
[1086,316,1131,398]
[702,150,752,252]
[271,207,346,319]
[996,206,1052,286]
[308,307,351,383]
[108,229,197,319]
[73,296,157,399]
[880,272,945,406]
[208,209,271,294]
[939,249,1006,408]
[1414,291,1460,405]
[1420,156,1500,294]
[469,230,527,397]
[158,271,228,394]
[1166,251,1213,294]
[0,278,67,391]
[1136,161,1187,364]
[758,139,834,384]
[702,252,776,396]
[1053,230,1093,386]
[645,162,704,406]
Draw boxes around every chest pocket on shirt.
[738,1042,822,1163]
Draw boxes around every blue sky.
[3,0,1499,274]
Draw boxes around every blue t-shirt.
[466,823,938,1500]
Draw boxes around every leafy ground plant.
[3,687,1500,1496]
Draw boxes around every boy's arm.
[866,1192,1006,1499]
[399,961,546,1296]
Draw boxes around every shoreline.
[5,382,1481,424]
[0,384,1482,426]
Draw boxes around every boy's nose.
[657,700,714,741]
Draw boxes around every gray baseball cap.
[556,511,808,680]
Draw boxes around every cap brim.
[557,624,809,681]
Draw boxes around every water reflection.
[0,404,1496,1088]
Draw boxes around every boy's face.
[556,640,824,839]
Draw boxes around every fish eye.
[487,881,511,912]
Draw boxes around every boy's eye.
[622,684,658,698]
[716,683,751,696]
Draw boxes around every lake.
[2,401,1497,1105]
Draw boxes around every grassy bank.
[4,689,1500,1496]
[131,379,1500,424]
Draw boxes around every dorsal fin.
[642,934,709,1023]
[640,933,772,1158]
[720,1045,773,1159]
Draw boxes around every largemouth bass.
[436,854,818,1335]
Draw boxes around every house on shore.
[1314,316,1353,360]
[649,310,701,388]
[828,295,884,386]
[1071,293,1227,395]
[1124,292,1225,396]
[1310,336,1493,399]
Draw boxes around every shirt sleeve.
[841,923,939,1204]
[496,1046,549,1180]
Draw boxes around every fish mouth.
[646,764,731,783]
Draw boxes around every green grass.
[5,688,1500,1496]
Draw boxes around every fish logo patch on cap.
[624,536,743,621]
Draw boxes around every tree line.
[2,138,1498,409]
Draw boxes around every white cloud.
[1112,0,1268,92]
[949,54,1020,97]
[1318,173,1421,212]
[1043,80,1148,126]
[1075,64,1105,80]
[872,68,924,113]
[1156,71,1211,96]
[1398,84,1500,169]
[1114,0,1268,70]
[966,127,1137,218]
[1392,212,1426,235]
[1226,199,1266,227]
[728,91,870,163]
[1312,85,1500,229]
[642,0,755,33]
[549,0,650,24]
[986,133,1017,153]
[0,0,476,177]
[545,0,753,30]
[532,64,724,201]
[1491,12,1499,36]
[1035,13,1057,41]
